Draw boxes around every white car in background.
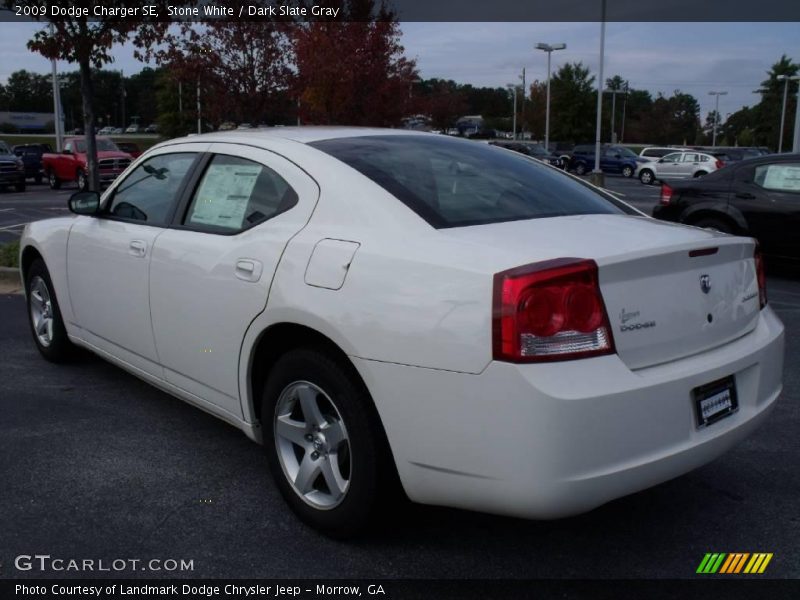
[639,146,690,162]
[19,128,783,536]
[638,151,725,184]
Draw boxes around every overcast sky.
[0,21,797,118]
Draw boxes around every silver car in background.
[637,151,724,184]
[639,147,690,162]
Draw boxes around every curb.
[0,266,21,285]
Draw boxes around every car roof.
[169,126,432,146]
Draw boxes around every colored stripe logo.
[697,553,773,574]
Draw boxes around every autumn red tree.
[293,1,419,126]
[151,17,295,129]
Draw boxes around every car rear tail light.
[715,159,725,169]
[660,183,673,205]
[754,244,767,309]
[493,258,616,362]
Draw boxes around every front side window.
[107,153,196,225]
[754,163,800,193]
[312,135,629,228]
[183,154,298,233]
[661,153,682,162]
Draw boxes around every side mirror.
[62,148,72,155]
[68,191,100,215]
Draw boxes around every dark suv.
[568,144,647,177]
[0,141,26,192]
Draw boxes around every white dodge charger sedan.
[20,128,784,536]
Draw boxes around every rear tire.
[261,348,394,538]
[692,217,733,234]
[639,169,655,185]
[25,258,75,362]
[77,169,88,191]
[694,171,708,178]
[48,170,61,190]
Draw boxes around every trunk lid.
[443,214,761,370]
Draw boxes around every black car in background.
[653,153,800,260]
[13,143,51,184]
[490,141,564,168]
[0,141,26,192]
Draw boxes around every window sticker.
[189,164,262,229]
[761,164,800,192]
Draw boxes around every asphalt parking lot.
[1,176,799,580]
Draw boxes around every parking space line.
[0,222,28,231]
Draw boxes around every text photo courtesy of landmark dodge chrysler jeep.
[41,137,133,190]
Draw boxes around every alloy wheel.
[29,276,54,347]
[274,381,351,510]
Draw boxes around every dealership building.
[0,111,56,132]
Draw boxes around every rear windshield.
[311,135,628,228]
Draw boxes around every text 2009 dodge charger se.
[20,129,784,536]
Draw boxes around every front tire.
[25,258,75,362]
[262,349,392,538]
[639,169,655,185]
[574,162,587,176]
[622,165,634,178]
[77,169,88,191]
[48,170,61,190]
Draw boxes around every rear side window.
[183,154,298,233]
[312,135,628,228]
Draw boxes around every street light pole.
[519,68,526,139]
[620,81,629,143]
[48,23,64,152]
[507,84,518,139]
[708,90,727,147]
[536,42,566,151]
[793,82,800,153]
[777,75,800,153]
[591,0,606,187]
[603,87,619,143]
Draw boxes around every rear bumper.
[354,307,784,519]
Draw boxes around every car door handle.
[129,240,147,257]
[735,192,756,200]
[235,259,263,282]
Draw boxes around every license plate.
[693,376,738,428]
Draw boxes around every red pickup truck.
[42,137,133,190]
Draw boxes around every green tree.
[753,55,799,149]
[550,62,596,142]
[4,70,53,112]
